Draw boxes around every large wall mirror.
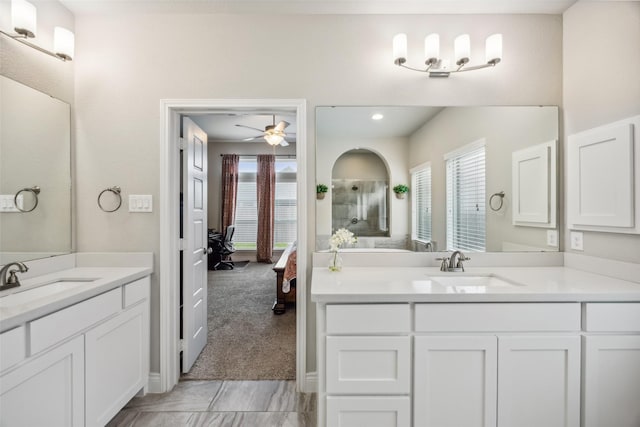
[0,75,72,264]
[316,106,559,253]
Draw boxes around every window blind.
[234,158,297,250]
[411,163,432,243]
[445,142,486,252]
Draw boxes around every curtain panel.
[221,154,239,233]
[256,154,275,262]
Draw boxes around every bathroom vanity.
[0,254,153,427]
[312,261,640,427]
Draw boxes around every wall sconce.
[393,33,502,78]
[0,0,75,61]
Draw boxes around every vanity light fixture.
[0,0,75,61]
[393,33,502,78]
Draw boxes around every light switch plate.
[570,231,584,251]
[546,230,558,247]
[129,195,153,212]
[0,194,23,212]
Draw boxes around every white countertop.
[311,266,640,303]
[0,266,152,332]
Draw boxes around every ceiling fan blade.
[242,136,261,141]
[235,124,266,133]
[275,121,290,132]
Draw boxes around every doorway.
[158,99,308,393]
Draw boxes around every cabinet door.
[583,335,640,427]
[0,335,84,427]
[414,336,497,427]
[86,301,149,427]
[326,336,410,395]
[498,336,580,427]
[326,396,410,427]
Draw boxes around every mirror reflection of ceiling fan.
[235,115,293,147]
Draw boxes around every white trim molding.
[159,99,307,393]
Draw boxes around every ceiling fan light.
[264,133,284,146]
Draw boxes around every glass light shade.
[264,133,284,146]
[454,34,471,65]
[485,33,503,64]
[12,0,37,38]
[393,33,407,64]
[54,27,75,60]
[424,33,440,63]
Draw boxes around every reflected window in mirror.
[411,162,432,249]
[445,140,486,252]
[332,150,390,237]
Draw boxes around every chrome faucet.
[0,262,29,291]
[436,251,471,272]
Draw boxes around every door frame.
[159,98,307,392]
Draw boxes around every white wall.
[409,106,559,252]
[563,1,640,263]
[72,13,562,374]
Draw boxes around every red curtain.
[220,154,239,232]
[256,154,275,262]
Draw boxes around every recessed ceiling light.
[371,113,384,120]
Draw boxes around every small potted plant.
[316,184,328,200]
[393,184,409,199]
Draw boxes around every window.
[411,162,432,243]
[234,157,297,250]
[445,140,486,252]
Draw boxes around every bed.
[272,242,296,314]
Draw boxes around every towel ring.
[14,186,41,212]
[489,191,505,212]
[98,186,122,212]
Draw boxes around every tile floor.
[107,380,317,427]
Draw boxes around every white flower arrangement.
[329,228,357,252]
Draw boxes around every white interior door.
[181,117,208,373]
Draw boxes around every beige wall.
[563,1,640,263]
[70,13,562,374]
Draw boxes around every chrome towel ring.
[14,186,40,212]
[98,186,122,212]
[489,191,505,212]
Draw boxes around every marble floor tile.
[125,380,223,412]
[108,411,194,427]
[188,411,316,427]
[208,380,298,412]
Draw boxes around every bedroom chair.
[214,225,236,270]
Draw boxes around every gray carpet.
[181,262,296,380]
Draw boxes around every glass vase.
[329,250,343,272]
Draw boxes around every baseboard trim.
[147,372,163,394]
[304,372,318,393]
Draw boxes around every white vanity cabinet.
[414,303,581,427]
[0,275,150,427]
[322,304,412,427]
[583,303,640,427]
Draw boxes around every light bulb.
[424,33,439,65]
[393,33,407,65]
[12,0,37,38]
[485,33,502,65]
[454,34,470,66]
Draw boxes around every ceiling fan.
[235,115,292,147]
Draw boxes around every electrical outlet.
[570,231,584,251]
[546,230,558,247]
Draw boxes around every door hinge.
[179,339,185,352]
[179,238,185,250]
[179,137,186,150]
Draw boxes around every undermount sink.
[430,274,523,288]
[0,278,98,308]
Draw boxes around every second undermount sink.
[430,274,523,288]
[0,278,98,308]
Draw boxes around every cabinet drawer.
[326,304,410,334]
[326,336,410,394]
[327,396,410,427]
[124,276,150,308]
[0,326,26,372]
[31,288,122,354]
[584,303,640,332]
[415,303,581,332]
